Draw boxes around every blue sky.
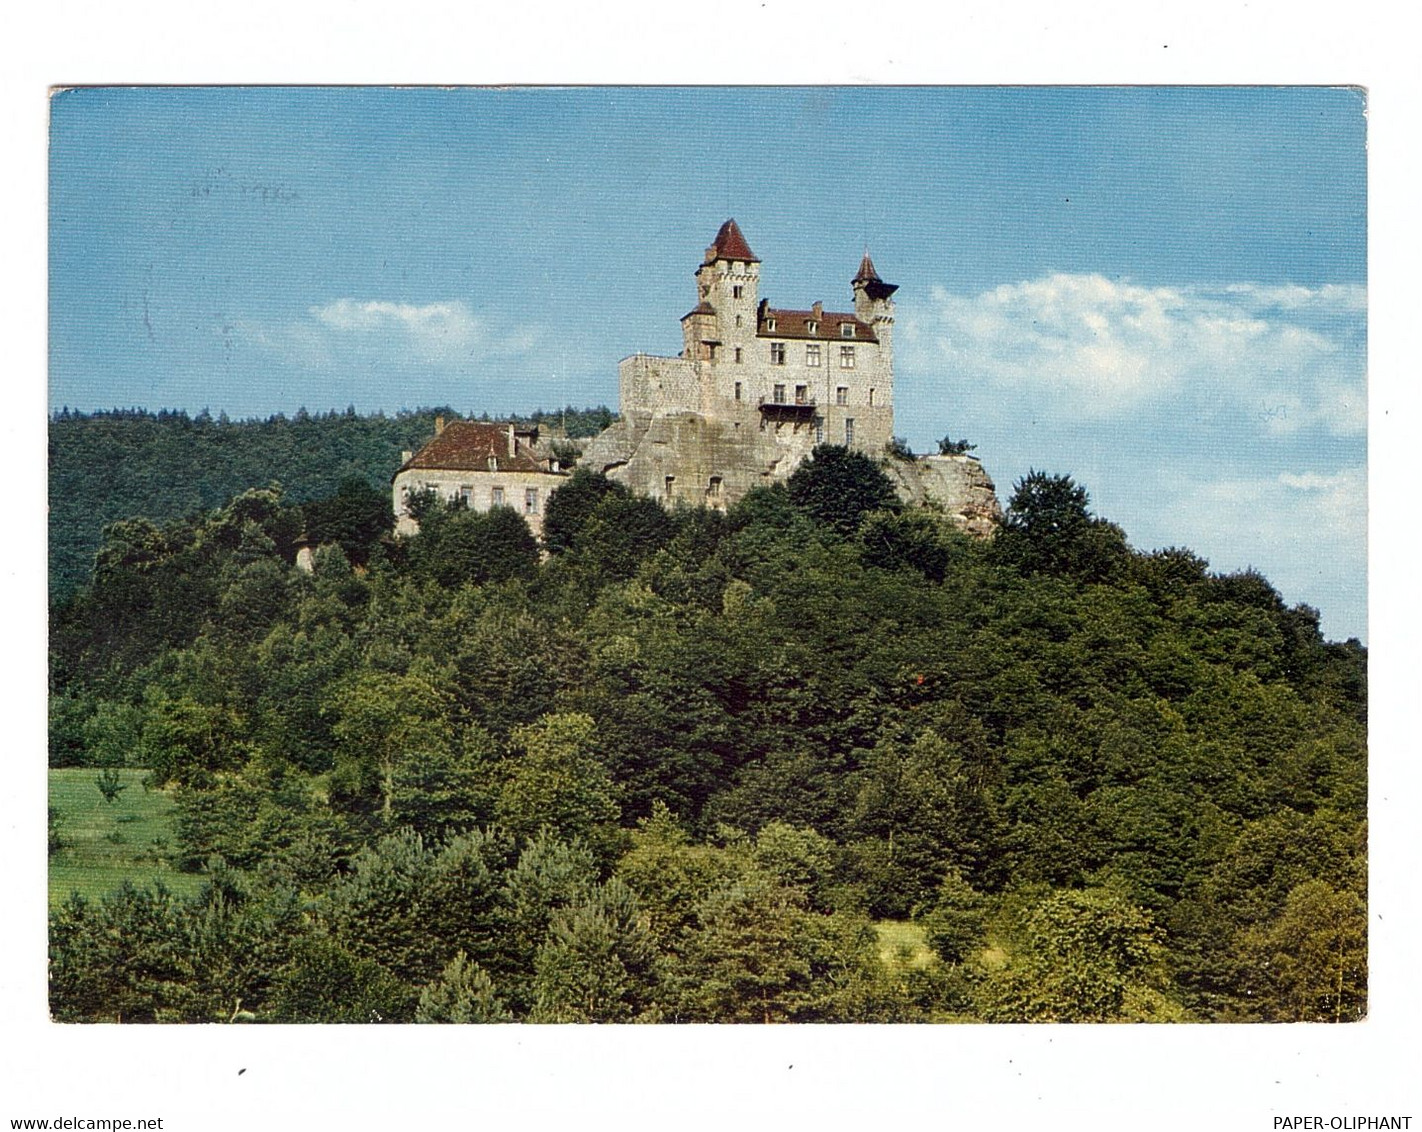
[49,86,1367,640]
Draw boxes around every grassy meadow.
[48,768,204,908]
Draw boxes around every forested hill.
[48,449,1367,1023]
[47,406,615,602]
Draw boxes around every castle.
[577,220,900,508]
[393,220,1001,535]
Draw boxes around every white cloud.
[914,274,1366,436]
[239,299,540,369]
[229,318,333,369]
[1140,464,1366,639]
[310,299,482,363]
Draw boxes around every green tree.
[326,669,452,823]
[977,888,1181,1022]
[407,505,539,589]
[321,827,511,988]
[568,493,677,582]
[672,872,817,1023]
[47,805,65,856]
[269,937,416,1023]
[994,470,1128,582]
[497,714,620,854]
[530,878,661,1022]
[302,476,393,566]
[542,468,631,555]
[786,444,901,536]
[1237,879,1366,1022]
[920,868,989,964]
[416,951,511,1023]
[857,508,968,582]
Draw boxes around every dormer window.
[807,320,818,335]
[765,317,777,332]
[841,323,856,338]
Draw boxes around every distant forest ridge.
[48,405,617,603]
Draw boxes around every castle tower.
[852,251,898,373]
[682,219,761,369]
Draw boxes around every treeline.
[48,405,616,604]
[48,448,1367,1023]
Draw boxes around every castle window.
[806,343,821,367]
[814,417,824,444]
[868,388,876,406]
[665,475,676,501]
[734,381,742,401]
[733,285,743,299]
[708,476,723,502]
[735,347,743,363]
[773,384,786,404]
[766,317,777,332]
[845,418,856,445]
[770,342,786,365]
[840,345,855,368]
[524,488,539,515]
[492,487,504,507]
[795,384,808,405]
[807,320,819,335]
[841,323,856,338]
[836,386,848,406]
[735,314,743,328]
[460,485,473,507]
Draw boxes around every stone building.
[620,219,896,452]
[581,220,1000,531]
[391,418,567,538]
[394,220,1001,541]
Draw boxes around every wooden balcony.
[758,395,817,419]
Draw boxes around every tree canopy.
[48,413,1366,1024]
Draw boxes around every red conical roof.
[709,219,759,263]
[853,250,898,300]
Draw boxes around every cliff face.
[882,454,1003,538]
[579,409,818,508]
[580,412,1002,537]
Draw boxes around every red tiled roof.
[397,420,562,475]
[853,252,882,283]
[708,219,759,263]
[682,300,716,319]
[758,307,877,342]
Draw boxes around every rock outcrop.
[580,412,1001,537]
[883,454,1003,538]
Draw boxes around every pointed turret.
[852,251,899,301]
[705,219,760,264]
[691,220,760,365]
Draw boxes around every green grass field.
[48,768,205,909]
